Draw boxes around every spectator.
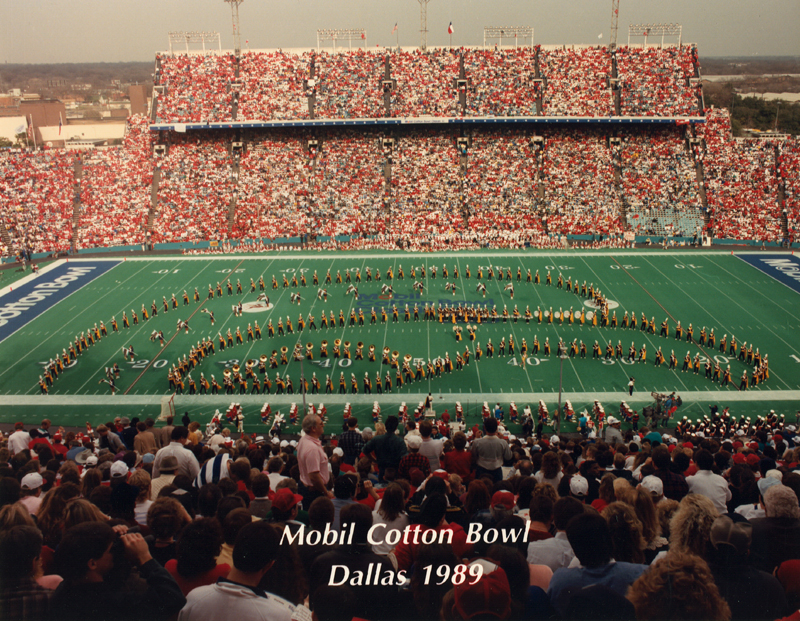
[0,525,54,621]
[371,482,410,555]
[547,512,647,617]
[249,473,272,518]
[527,496,584,572]
[750,484,800,574]
[310,503,401,620]
[177,521,301,621]
[297,415,333,509]
[152,427,200,480]
[165,518,230,596]
[145,497,189,567]
[471,418,512,482]
[686,449,732,514]
[706,515,788,620]
[134,421,158,456]
[50,522,185,621]
[627,551,731,620]
[652,446,689,502]
[669,493,719,559]
[362,415,407,481]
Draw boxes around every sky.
[1,0,799,64]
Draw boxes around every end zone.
[736,253,800,296]
[0,261,120,343]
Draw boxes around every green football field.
[2,250,799,436]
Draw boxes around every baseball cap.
[272,487,303,513]
[607,417,619,425]
[550,435,560,445]
[110,461,129,478]
[21,472,43,490]
[332,447,344,457]
[490,491,515,510]
[453,561,511,620]
[570,475,589,497]
[142,453,155,464]
[640,475,664,497]
[84,455,99,467]
[757,477,781,497]
[407,435,422,449]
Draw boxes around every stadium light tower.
[224,0,244,56]
[418,0,431,51]
[610,0,620,49]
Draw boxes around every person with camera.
[50,522,185,621]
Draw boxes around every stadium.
[1,2,800,619]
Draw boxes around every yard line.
[122,260,245,394]
[581,256,688,393]
[241,257,307,382]
[71,259,214,394]
[1,261,154,382]
[647,256,793,391]
[487,260,534,392]
[455,257,481,393]
[517,257,586,392]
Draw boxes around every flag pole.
[30,114,37,150]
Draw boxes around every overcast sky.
[1,0,798,64]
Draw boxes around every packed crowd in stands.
[155,53,237,123]
[313,51,386,119]
[701,109,784,241]
[542,130,622,234]
[76,116,154,248]
[2,105,797,258]
[615,46,700,117]
[778,139,800,244]
[150,134,234,243]
[539,47,613,117]
[0,149,74,255]
[620,127,703,236]
[153,45,707,122]
[1,411,799,620]
[463,49,539,117]
[237,52,308,121]
[233,133,315,239]
[389,49,461,118]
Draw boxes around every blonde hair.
[669,494,719,558]
[129,469,152,502]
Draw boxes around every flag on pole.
[392,23,398,34]
[447,22,454,34]
[58,112,63,135]
[361,32,365,40]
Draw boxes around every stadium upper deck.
[150,44,703,127]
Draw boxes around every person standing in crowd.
[471,418,512,482]
[297,414,333,509]
[362,415,407,481]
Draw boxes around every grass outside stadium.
[1,248,799,438]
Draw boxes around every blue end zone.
[0,261,120,343]
[737,254,800,295]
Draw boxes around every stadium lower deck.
[1,249,799,435]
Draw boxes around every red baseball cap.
[271,488,303,513]
[746,454,760,466]
[454,561,511,620]
[733,453,746,464]
[490,491,515,510]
